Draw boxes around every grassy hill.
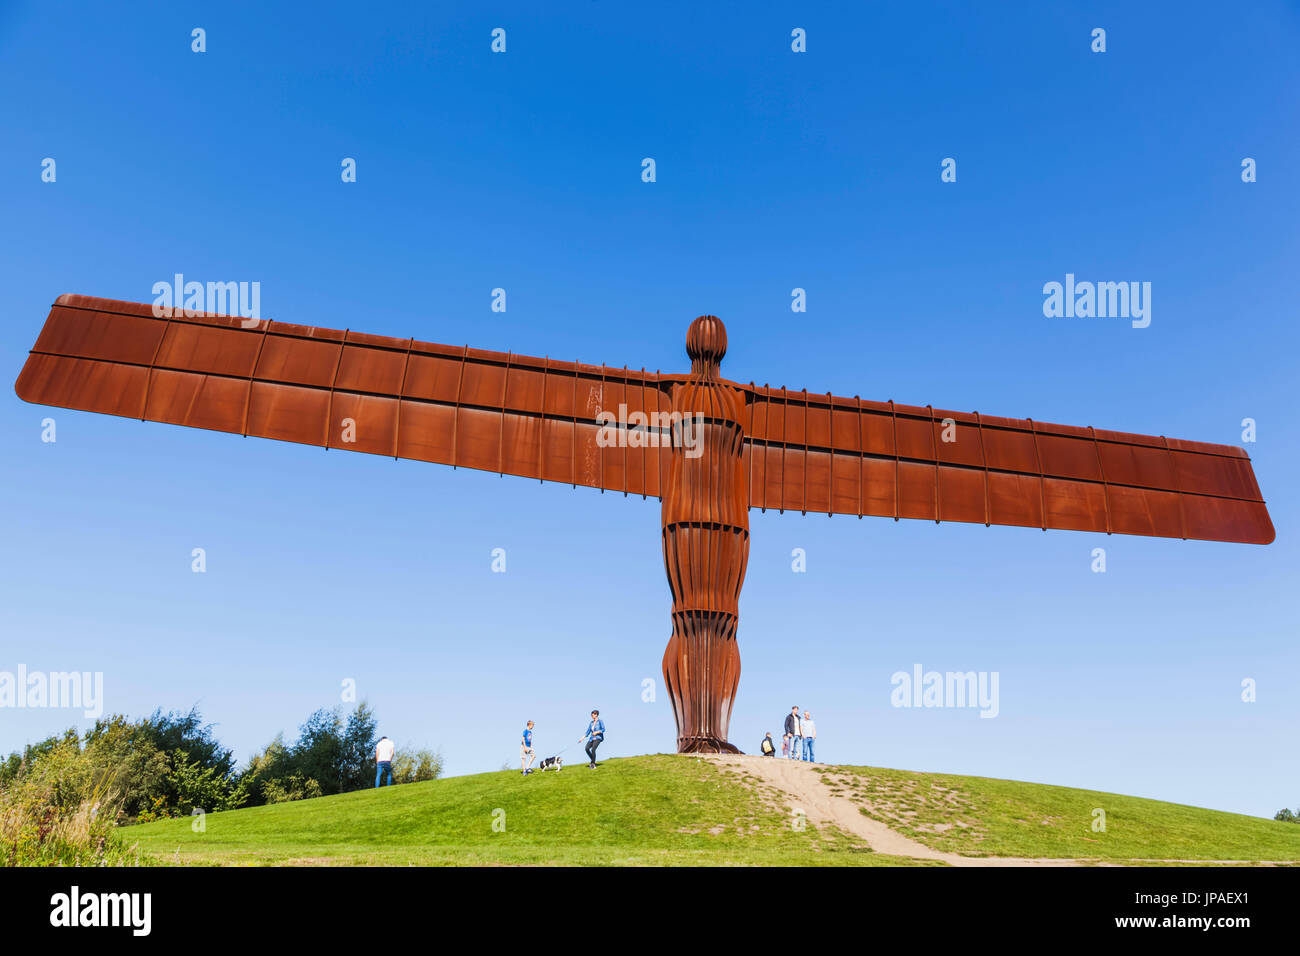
[124,755,1300,866]
[819,765,1300,862]
[127,755,895,866]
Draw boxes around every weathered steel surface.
[15,295,675,494]
[661,316,747,753]
[14,295,1276,753]
[744,387,1273,544]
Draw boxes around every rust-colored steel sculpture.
[662,316,748,752]
[15,295,1276,752]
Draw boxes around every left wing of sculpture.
[742,385,1273,545]
[14,294,674,497]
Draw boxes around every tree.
[77,717,170,816]
[138,707,234,778]
[392,747,444,784]
[339,702,379,792]
[290,708,346,794]
[235,734,293,806]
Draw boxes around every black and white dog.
[534,756,563,772]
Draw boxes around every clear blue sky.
[1,1,1296,817]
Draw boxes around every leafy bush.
[0,712,245,826]
[262,773,324,804]
[239,702,387,804]
[0,699,441,858]
[392,746,444,785]
[281,703,377,796]
[171,751,248,815]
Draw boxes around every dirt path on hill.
[704,755,1291,868]
[706,754,1066,866]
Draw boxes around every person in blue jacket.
[579,709,606,768]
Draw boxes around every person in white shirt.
[801,711,816,762]
[375,735,396,787]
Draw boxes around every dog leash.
[527,742,571,763]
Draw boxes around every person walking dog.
[579,709,606,768]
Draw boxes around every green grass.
[126,755,923,866]
[121,755,1300,866]
[819,765,1300,862]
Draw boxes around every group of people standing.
[759,706,817,761]
[378,705,821,782]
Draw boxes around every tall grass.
[1,779,143,866]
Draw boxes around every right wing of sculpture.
[742,385,1274,545]
[14,295,674,498]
